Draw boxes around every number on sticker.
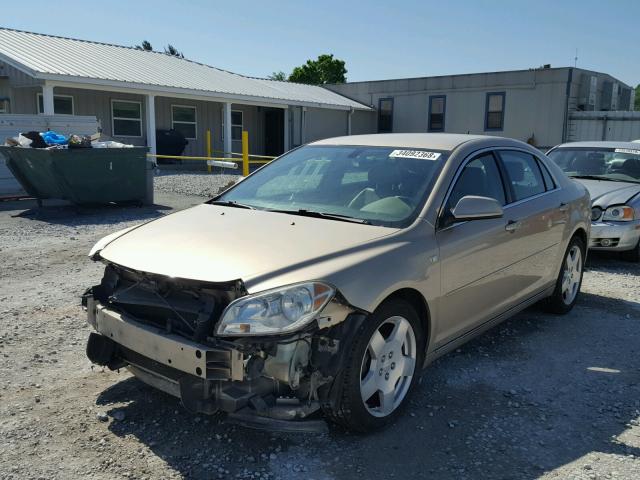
[389,150,441,160]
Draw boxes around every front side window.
[485,92,505,130]
[172,105,197,139]
[218,145,447,227]
[499,151,545,201]
[112,100,142,137]
[447,153,506,212]
[547,147,640,183]
[37,94,74,115]
[378,98,393,133]
[428,96,446,132]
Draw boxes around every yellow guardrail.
[147,129,277,176]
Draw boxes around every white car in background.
[547,141,640,261]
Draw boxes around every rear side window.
[537,159,556,191]
[447,153,507,211]
[499,151,545,201]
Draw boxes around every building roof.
[311,132,514,151]
[0,27,369,111]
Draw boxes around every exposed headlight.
[602,205,634,222]
[216,282,334,336]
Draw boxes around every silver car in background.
[547,141,640,262]
[84,134,590,432]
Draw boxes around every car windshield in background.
[548,147,640,184]
[216,145,447,227]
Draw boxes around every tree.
[268,71,288,81]
[635,85,640,111]
[136,40,153,51]
[288,54,347,85]
[164,44,184,58]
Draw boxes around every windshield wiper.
[208,200,256,209]
[267,209,371,224]
[570,174,632,183]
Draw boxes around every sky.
[1,0,638,87]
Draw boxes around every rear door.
[496,150,566,297]
[435,151,521,344]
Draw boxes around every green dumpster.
[0,146,152,205]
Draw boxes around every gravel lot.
[1,172,639,480]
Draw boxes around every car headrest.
[622,158,640,177]
[572,153,605,174]
[503,160,525,182]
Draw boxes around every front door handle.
[505,220,521,232]
[558,202,569,212]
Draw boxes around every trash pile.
[3,130,134,149]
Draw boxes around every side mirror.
[451,195,503,222]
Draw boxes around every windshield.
[547,147,640,184]
[217,145,447,227]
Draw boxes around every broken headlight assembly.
[216,282,334,336]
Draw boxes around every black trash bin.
[156,129,188,163]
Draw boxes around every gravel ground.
[154,171,240,198]
[0,174,639,479]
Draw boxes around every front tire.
[544,236,585,314]
[325,298,424,432]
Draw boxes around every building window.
[428,95,446,132]
[378,98,393,133]
[37,94,74,115]
[0,98,8,113]
[485,92,505,131]
[111,100,142,137]
[221,110,244,142]
[171,105,197,140]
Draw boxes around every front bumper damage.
[83,264,365,432]
[589,219,640,251]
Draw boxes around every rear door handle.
[558,202,569,212]
[505,220,521,232]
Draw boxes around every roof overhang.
[0,49,370,111]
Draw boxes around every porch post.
[42,83,55,115]
[223,102,232,158]
[145,94,156,155]
[347,107,354,135]
[283,107,290,152]
[301,107,307,144]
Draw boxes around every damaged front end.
[83,264,365,431]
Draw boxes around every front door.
[264,109,284,157]
[435,152,522,345]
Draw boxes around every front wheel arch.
[377,288,431,359]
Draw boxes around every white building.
[0,27,372,158]
[326,66,635,149]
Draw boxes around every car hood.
[573,178,640,207]
[97,204,399,288]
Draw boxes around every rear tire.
[324,298,425,432]
[544,236,585,314]
[621,240,640,263]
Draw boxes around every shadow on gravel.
[7,203,170,226]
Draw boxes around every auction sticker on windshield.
[389,150,441,160]
[614,148,640,156]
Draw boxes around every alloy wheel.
[359,316,417,417]
[561,245,582,305]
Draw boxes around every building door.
[264,108,284,156]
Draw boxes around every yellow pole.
[242,130,249,177]
[206,129,212,173]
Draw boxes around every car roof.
[553,141,640,150]
[309,133,521,152]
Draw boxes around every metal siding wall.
[304,108,349,142]
[569,112,640,142]
[327,69,574,148]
